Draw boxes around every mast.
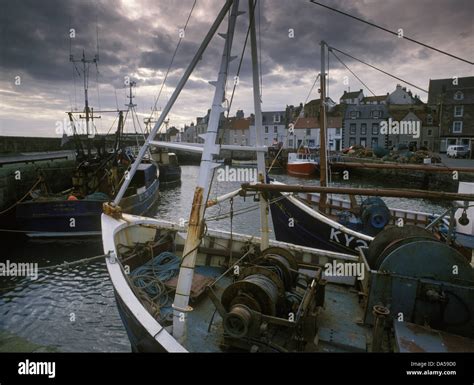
[112,0,235,206]
[171,0,240,344]
[319,41,328,210]
[249,0,269,249]
[70,50,99,157]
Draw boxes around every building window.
[274,126,278,133]
[454,91,464,100]
[453,121,463,133]
[371,137,378,148]
[372,123,379,135]
[349,123,356,135]
[306,128,311,136]
[288,139,294,148]
[350,111,358,119]
[308,139,315,147]
[273,115,281,123]
[349,137,356,146]
[427,114,433,125]
[361,123,367,135]
[264,126,269,133]
[454,105,464,117]
[335,128,341,135]
[360,138,367,147]
[428,129,433,136]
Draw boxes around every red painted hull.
[287,162,317,176]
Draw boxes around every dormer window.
[273,114,281,123]
[372,110,380,118]
[350,111,358,119]
[454,91,464,100]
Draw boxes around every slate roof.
[428,76,474,105]
[343,104,389,119]
[340,89,363,100]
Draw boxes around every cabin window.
[349,124,356,135]
[361,123,367,135]
[453,121,463,133]
[454,105,464,117]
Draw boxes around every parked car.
[447,145,470,158]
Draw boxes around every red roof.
[224,117,250,130]
[294,117,342,129]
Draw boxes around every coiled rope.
[129,251,180,306]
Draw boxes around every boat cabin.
[288,152,317,163]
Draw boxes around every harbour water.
[0,165,447,352]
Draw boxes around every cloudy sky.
[0,0,472,137]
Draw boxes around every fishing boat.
[262,38,474,255]
[101,0,474,354]
[14,55,160,238]
[286,149,318,176]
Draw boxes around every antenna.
[70,49,100,156]
[114,89,119,110]
[95,18,100,61]
[126,80,137,109]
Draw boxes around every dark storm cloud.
[0,0,472,136]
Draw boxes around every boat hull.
[15,178,160,238]
[269,191,370,254]
[287,162,317,176]
[158,164,182,186]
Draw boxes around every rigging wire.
[147,0,197,129]
[258,0,263,100]
[95,22,102,132]
[330,46,429,93]
[309,0,474,65]
[267,71,320,173]
[330,49,376,96]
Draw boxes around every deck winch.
[360,197,390,235]
[211,247,325,352]
[364,226,474,339]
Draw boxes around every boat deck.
[316,284,370,352]
[158,265,371,352]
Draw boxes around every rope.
[130,251,181,306]
[147,0,197,125]
[0,253,109,292]
[330,49,376,97]
[36,254,108,271]
[267,73,320,173]
[0,177,43,215]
